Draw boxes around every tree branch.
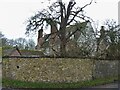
[59,2,64,23]
[51,46,60,57]
[66,27,80,41]
[66,1,76,21]
[67,10,81,25]
[81,0,93,10]
[67,0,93,25]
[40,31,60,47]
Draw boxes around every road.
[92,83,119,88]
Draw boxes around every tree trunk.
[60,37,66,57]
[59,17,67,57]
[60,26,67,57]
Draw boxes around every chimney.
[49,22,58,56]
[100,26,105,38]
[38,29,43,39]
[51,23,57,34]
[50,23,57,45]
[37,29,43,48]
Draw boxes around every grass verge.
[2,76,118,88]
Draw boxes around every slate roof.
[2,47,21,56]
[2,47,44,57]
[20,50,44,57]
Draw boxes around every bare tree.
[96,19,120,59]
[26,0,94,57]
[104,19,120,59]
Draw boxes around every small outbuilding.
[2,47,21,57]
[2,46,44,57]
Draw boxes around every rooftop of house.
[66,21,89,32]
[2,46,44,57]
[2,46,21,56]
[44,21,89,39]
[20,50,44,56]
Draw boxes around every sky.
[0,0,119,44]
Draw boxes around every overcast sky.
[0,0,119,44]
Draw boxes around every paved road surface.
[92,83,119,88]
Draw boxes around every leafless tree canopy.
[26,0,94,57]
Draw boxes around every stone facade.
[2,58,118,83]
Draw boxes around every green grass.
[2,76,118,88]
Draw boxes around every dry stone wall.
[93,60,118,78]
[2,58,118,83]
[2,58,93,83]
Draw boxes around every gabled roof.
[20,50,44,56]
[2,46,44,57]
[66,21,89,32]
[2,47,21,56]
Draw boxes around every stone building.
[3,46,44,57]
[96,26,111,58]
[2,46,21,57]
[36,22,60,56]
[36,21,96,57]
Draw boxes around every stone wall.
[93,60,118,79]
[2,58,93,82]
[2,58,118,83]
